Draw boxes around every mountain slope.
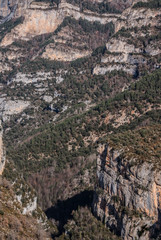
[0,0,160,239]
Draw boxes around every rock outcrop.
[42,43,92,61]
[0,177,51,239]
[93,63,137,75]
[93,3,161,76]
[0,0,10,17]
[0,99,30,121]
[1,0,160,44]
[1,0,160,65]
[17,195,37,215]
[0,5,64,46]
[93,144,161,240]
[0,0,117,46]
[0,0,32,18]
[0,4,17,25]
[0,121,5,175]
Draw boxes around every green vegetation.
[0,210,4,215]
[5,69,161,175]
[114,27,132,38]
[79,18,114,34]
[56,207,120,240]
[4,69,161,211]
[133,0,161,8]
[6,114,96,173]
[66,0,122,13]
[3,70,131,150]
[34,0,60,6]
[21,57,64,73]
[83,0,121,13]
[91,69,161,116]
[55,16,114,35]
[0,2,160,238]
[109,124,161,167]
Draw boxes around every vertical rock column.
[0,120,5,175]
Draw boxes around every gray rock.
[93,144,161,240]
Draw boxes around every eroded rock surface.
[0,121,5,175]
[0,99,30,121]
[93,144,161,240]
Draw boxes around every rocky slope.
[93,4,161,76]
[0,0,160,239]
[0,124,54,239]
[0,0,160,73]
[0,0,118,47]
[0,176,53,239]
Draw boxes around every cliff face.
[0,1,116,46]
[115,5,160,32]
[0,121,5,175]
[0,0,132,46]
[93,5,161,76]
[0,0,160,238]
[42,42,92,61]
[0,0,31,18]
[93,144,161,240]
[0,0,10,17]
[0,99,30,121]
[0,0,160,66]
[0,6,64,46]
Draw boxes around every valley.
[0,0,161,239]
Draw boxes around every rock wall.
[0,0,123,46]
[0,0,160,45]
[93,64,136,75]
[93,144,161,240]
[42,43,92,61]
[0,3,17,24]
[0,6,64,46]
[0,121,5,175]
[59,2,121,24]
[93,4,161,76]
[115,5,161,32]
[0,0,11,17]
[0,99,30,121]
[0,0,32,18]
[0,0,160,68]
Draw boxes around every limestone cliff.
[1,0,160,65]
[93,144,161,240]
[0,0,10,17]
[0,121,5,175]
[1,0,159,42]
[0,0,117,46]
[42,43,92,61]
[93,4,161,75]
[0,99,30,121]
[0,0,128,47]
[0,5,64,46]
[0,0,32,18]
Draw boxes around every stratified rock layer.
[93,144,161,240]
